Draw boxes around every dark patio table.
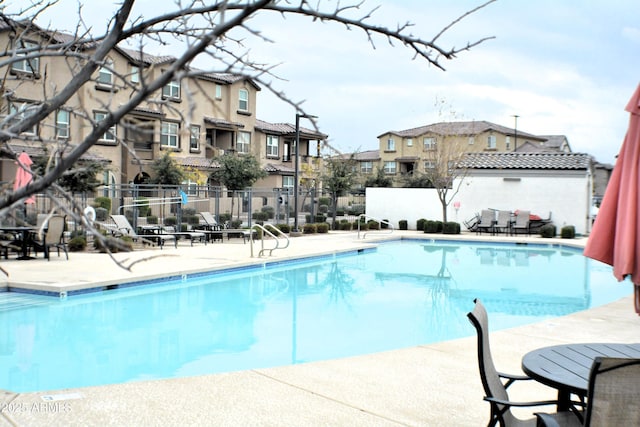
[0,225,37,260]
[521,342,640,411]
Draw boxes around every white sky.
[25,0,640,164]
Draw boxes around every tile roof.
[8,143,110,163]
[255,119,328,140]
[203,117,245,129]
[458,152,592,170]
[117,47,175,65]
[174,156,217,169]
[264,163,295,173]
[379,120,543,141]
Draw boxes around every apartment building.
[0,17,326,194]
[370,121,558,186]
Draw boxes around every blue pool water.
[0,239,632,392]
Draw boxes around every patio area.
[0,231,637,426]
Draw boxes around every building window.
[238,89,249,111]
[97,59,113,86]
[468,136,475,145]
[424,161,436,170]
[9,102,38,135]
[182,179,198,196]
[487,135,496,149]
[282,176,294,189]
[505,136,511,150]
[161,121,179,148]
[423,137,437,150]
[130,65,140,83]
[56,110,70,139]
[162,79,180,99]
[236,131,250,154]
[102,171,117,197]
[383,161,396,174]
[215,84,222,99]
[360,161,373,173]
[266,135,279,157]
[386,138,395,151]
[94,112,116,142]
[190,125,200,151]
[11,40,39,75]
[406,138,413,147]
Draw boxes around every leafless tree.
[0,0,494,268]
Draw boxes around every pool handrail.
[357,214,394,239]
[250,223,290,257]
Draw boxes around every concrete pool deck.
[0,231,637,426]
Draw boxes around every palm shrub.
[561,225,575,239]
[540,224,556,238]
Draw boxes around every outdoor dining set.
[466,209,553,236]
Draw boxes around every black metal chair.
[467,299,580,426]
[536,357,640,427]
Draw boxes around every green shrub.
[416,218,427,231]
[540,224,556,238]
[443,222,461,234]
[561,225,576,239]
[355,222,369,231]
[93,197,112,212]
[316,223,329,233]
[220,213,232,222]
[164,216,177,226]
[252,211,269,221]
[423,220,438,233]
[147,215,158,224]
[261,206,275,219]
[340,221,352,231]
[231,219,242,228]
[314,214,326,223]
[94,233,133,253]
[95,207,108,222]
[68,236,87,252]
[399,220,408,230]
[318,197,331,206]
[347,204,366,216]
[135,198,150,217]
[336,208,345,216]
[183,207,196,216]
[303,223,317,234]
[318,204,329,214]
[368,220,380,230]
[185,215,200,226]
[275,223,290,233]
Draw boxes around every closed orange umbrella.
[13,151,36,205]
[584,83,640,313]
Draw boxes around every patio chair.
[110,215,177,249]
[467,299,578,427]
[495,210,512,234]
[198,212,221,230]
[31,214,68,261]
[476,210,496,235]
[536,357,640,427]
[511,210,530,236]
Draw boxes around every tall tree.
[210,153,267,221]
[322,154,359,227]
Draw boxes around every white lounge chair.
[110,215,176,249]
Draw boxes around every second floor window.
[97,59,113,86]
[9,101,38,135]
[406,138,413,147]
[423,137,437,150]
[94,111,116,142]
[215,84,222,99]
[383,161,396,175]
[161,121,179,148]
[505,136,511,150]
[56,110,70,139]
[190,125,200,151]
[162,79,180,99]
[360,161,373,173]
[11,40,39,75]
[266,135,279,157]
[130,65,140,84]
[487,135,496,149]
[238,89,249,111]
[237,131,250,153]
[387,138,395,151]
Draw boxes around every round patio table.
[521,342,640,411]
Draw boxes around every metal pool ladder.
[250,223,290,257]
[357,214,394,239]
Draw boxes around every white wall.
[366,172,592,235]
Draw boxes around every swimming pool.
[0,239,631,392]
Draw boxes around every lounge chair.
[31,215,69,260]
[536,357,640,426]
[476,210,496,235]
[110,215,177,249]
[467,299,578,426]
[198,212,221,230]
[495,210,512,234]
[511,210,530,236]
[161,225,207,246]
